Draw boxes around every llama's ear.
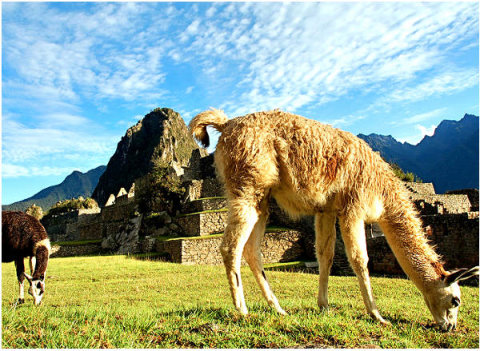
[23,273,33,284]
[444,267,479,285]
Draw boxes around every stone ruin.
[41,107,478,274]
[44,147,479,279]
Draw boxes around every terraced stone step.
[182,197,227,213]
[156,227,306,265]
[183,178,224,201]
[174,209,229,236]
[50,239,103,258]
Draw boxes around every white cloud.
[2,114,117,166]
[398,108,447,125]
[417,124,437,139]
[398,124,437,145]
[4,2,478,119]
[3,2,171,112]
[37,113,91,127]
[165,2,477,116]
[384,69,479,106]
[2,2,478,176]
[205,6,216,18]
[2,164,79,178]
[2,164,30,178]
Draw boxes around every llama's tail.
[189,108,229,148]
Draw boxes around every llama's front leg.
[29,256,36,275]
[243,205,286,315]
[315,213,336,309]
[220,204,259,315]
[339,217,389,325]
[14,258,26,304]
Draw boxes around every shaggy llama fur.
[189,109,478,331]
[2,211,51,305]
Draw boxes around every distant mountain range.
[3,166,106,211]
[3,113,478,211]
[358,113,479,193]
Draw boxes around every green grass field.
[2,255,479,348]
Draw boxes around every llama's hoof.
[17,298,25,304]
[379,318,391,326]
[237,307,249,316]
[318,303,329,311]
[370,311,390,325]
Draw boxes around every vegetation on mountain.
[25,204,44,220]
[390,163,422,183]
[45,196,99,216]
[135,162,185,215]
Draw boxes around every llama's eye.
[451,297,461,307]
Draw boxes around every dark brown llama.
[2,211,51,305]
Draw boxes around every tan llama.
[189,109,478,331]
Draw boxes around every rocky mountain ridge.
[91,107,205,206]
[358,113,479,193]
[3,166,106,211]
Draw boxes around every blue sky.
[2,1,479,205]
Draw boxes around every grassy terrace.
[175,208,229,218]
[2,255,478,348]
[51,239,102,246]
[190,196,227,201]
[153,226,296,242]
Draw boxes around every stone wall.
[183,178,225,201]
[403,182,436,195]
[175,210,228,236]
[41,208,102,242]
[410,194,471,214]
[332,213,479,277]
[182,198,227,212]
[44,198,142,255]
[157,229,305,265]
[421,213,479,270]
[446,189,479,211]
[50,242,103,258]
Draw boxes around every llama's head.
[23,273,45,306]
[423,266,478,331]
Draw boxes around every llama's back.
[2,211,48,262]
[215,110,397,217]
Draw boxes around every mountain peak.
[463,113,478,120]
[91,107,204,206]
[361,113,478,193]
[3,166,106,211]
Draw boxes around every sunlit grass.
[2,255,478,348]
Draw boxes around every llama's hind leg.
[14,258,26,304]
[220,200,259,315]
[315,213,336,309]
[243,197,286,315]
[339,216,389,324]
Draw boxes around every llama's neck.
[32,241,50,280]
[379,194,443,291]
